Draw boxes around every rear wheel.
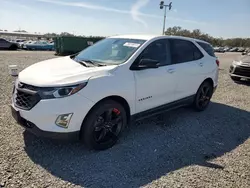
[81,100,127,150]
[193,81,213,111]
[9,45,18,50]
[231,76,241,81]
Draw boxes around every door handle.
[167,68,175,73]
[199,62,204,67]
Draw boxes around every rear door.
[168,39,205,100]
[196,41,219,85]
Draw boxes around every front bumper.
[11,90,95,139]
[11,105,79,141]
[229,64,250,79]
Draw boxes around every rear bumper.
[11,105,79,141]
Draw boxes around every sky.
[0,0,250,38]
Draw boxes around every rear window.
[197,42,216,57]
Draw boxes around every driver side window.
[139,39,169,66]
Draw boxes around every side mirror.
[133,59,160,70]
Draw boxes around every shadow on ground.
[23,102,250,188]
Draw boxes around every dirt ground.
[0,51,249,188]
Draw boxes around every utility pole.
[160,1,172,35]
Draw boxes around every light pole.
[160,1,172,35]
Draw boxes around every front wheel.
[9,45,18,50]
[81,100,127,150]
[193,81,213,111]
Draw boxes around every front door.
[133,39,177,113]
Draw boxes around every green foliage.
[13,30,28,33]
[60,32,74,36]
[165,26,250,47]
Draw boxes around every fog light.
[55,113,73,128]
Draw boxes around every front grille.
[233,66,250,77]
[14,83,41,110]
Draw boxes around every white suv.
[11,35,219,150]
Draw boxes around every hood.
[18,56,117,87]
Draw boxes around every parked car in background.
[229,55,250,81]
[229,47,238,52]
[214,46,225,53]
[242,48,250,55]
[15,39,27,48]
[15,39,26,43]
[11,35,219,150]
[23,41,54,51]
[237,47,245,52]
[0,38,18,50]
[22,41,35,49]
[224,47,231,52]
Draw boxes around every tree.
[164,26,250,47]
[44,33,58,37]
[60,32,74,36]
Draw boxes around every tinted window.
[197,42,216,57]
[169,39,203,64]
[140,39,169,66]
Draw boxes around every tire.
[193,81,213,111]
[81,100,127,150]
[9,45,18,50]
[231,76,241,81]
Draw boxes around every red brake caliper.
[112,108,120,115]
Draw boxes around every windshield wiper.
[81,59,96,66]
[95,63,107,67]
[80,59,107,67]
[77,60,89,67]
[74,57,107,67]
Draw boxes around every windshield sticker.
[123,42,140,48]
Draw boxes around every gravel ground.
[0,51,249,188]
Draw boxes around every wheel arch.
[202,77,214,88]
[80,95,131,136]
[9,44,18,50]
[195,77,214,96]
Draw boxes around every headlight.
[232,61,241,66]
[40,82,87,99]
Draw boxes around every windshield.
[74,38,146,65]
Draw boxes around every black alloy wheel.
[93,108,123,144]
[81,100,127,150]
[194,82,213,111]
